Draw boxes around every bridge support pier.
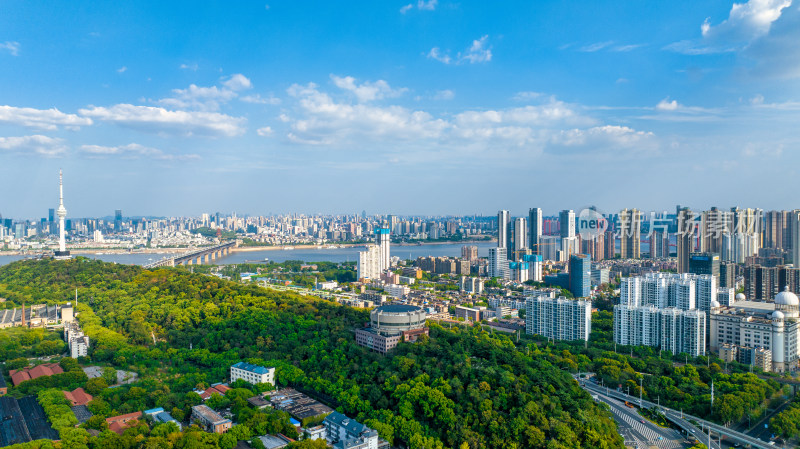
[196,256,202,265]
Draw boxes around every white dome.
[773,310,785,320]
[775,286,799,306]
[735,293,746,301]
[710,300,721,308]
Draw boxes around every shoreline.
[0,239,496,257]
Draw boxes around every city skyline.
[2,1,800,217]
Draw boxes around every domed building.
[710,288,799,373]
[354,304,428,354]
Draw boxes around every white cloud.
[78,104,246,137]
[241,94,281,105]
[579,41,614,52]
[160,85,238,111]
[222,73,253,91]
[180,63,199,71]
[256,126,273,136]
[286,83,448,144]
[549,125,658,156]
[433,89,455,100]
[427,47,452,64]
[611,44,645,52]
[282,82,631,159]
[462,35,492,63]
[428,35,492,65]
[400,0,436,13]
[0,41,20,56]
[0,135,67,156]
[512,91,543,102]
[666,0,792,55]
[330,75,408,102]
[656,98,680,111]
[117,66,127,73]
[0,105,93,130]
[80,143,199,160]
[417,0,437,11]
[703,0,790,41]
[158,73,253,111]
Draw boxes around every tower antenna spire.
[55,170,71,259]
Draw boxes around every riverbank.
[0,238,496,257]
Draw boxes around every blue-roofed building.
[230,362,275,386]
[145,407,182,430]
[323,411,379,449]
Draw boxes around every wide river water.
[0,241,497,267]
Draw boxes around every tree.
[102,366,118,385]
[85,377,108,395]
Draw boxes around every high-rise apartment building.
[377,228,391,271]
[792,210,800,265]
[650,229,669,258]
[614,305,706,357]
[526,296,591,342]
[559,210,575,239]
[688,252,720,285]
[488,247,509,279]
[568,254,591,298]
[497,210,511,259]
[528,208,543,256]
[619,272,716,313]
[513,217,527,257]
[676,207,694,273]
[619,208,641,259]
[357,245,381,280]
[744,265,800,300]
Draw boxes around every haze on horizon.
[1,0,800,219]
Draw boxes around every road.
[579,379,777,449]
[745,399,792,444]
[591,389,688,449]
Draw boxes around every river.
[0,241,498,267]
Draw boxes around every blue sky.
[1,0,799,218]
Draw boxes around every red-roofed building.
[63,388,93,406]
[106,411,142,435]
[8,363,64,386]
[199,384,230,401]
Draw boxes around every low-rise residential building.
[454,305,485,322]
[144,407,182,430]
[324,411,379,449]
[191,405,232,433]
[9,363,64,386]
[106,411,142,435]
[384,284,409,298]
[459,276,484,294]
[63,388,92,406]
[231,362,275,386]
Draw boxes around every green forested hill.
[0,259,623,449]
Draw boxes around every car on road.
[640,419,645,423]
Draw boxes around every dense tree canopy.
[0,259,624,449]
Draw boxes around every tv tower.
[55,170,71,259]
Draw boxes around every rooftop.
[192,404,229,425]
[375,304,422,313]
[231,361,275,375]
